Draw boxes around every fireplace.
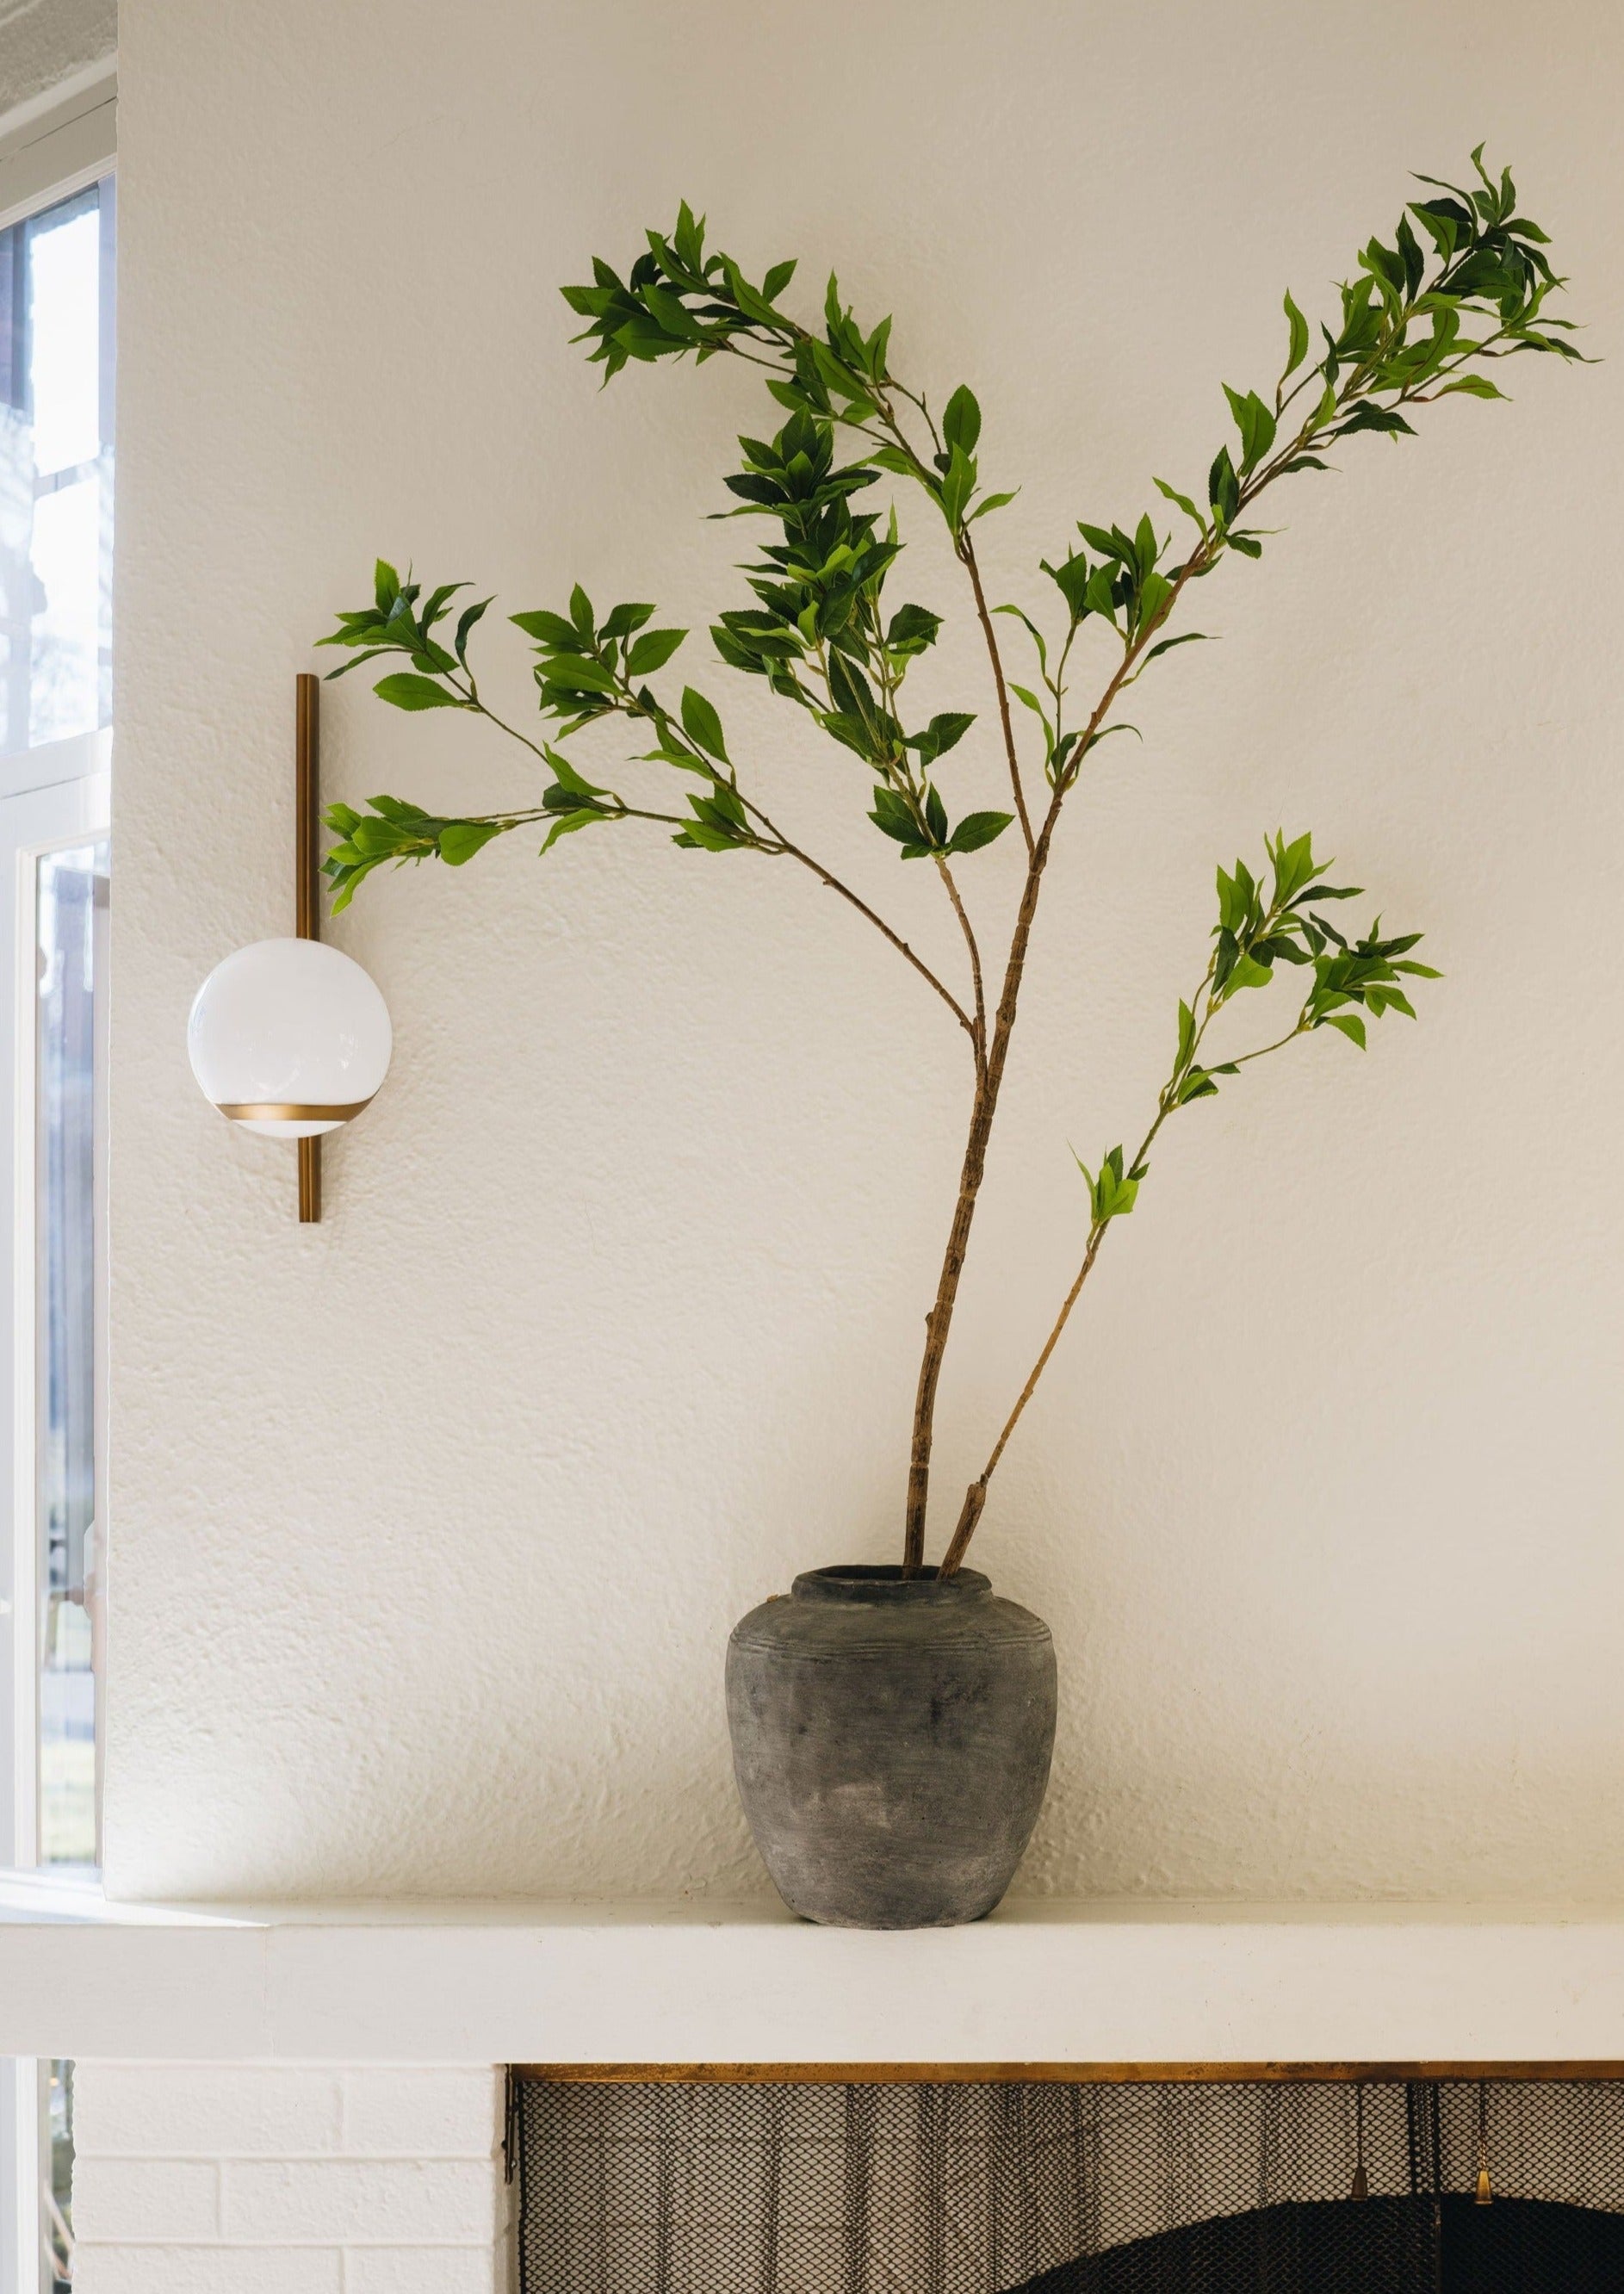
[511,2068,1624,2292]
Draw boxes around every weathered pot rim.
[791,1563,992,1605]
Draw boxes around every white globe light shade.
[188,938,393,1139]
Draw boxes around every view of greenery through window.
[38,842,106,1870]
[45,2062,71,2293]
[0,178,114,757]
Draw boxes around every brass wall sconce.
[187,674,392,1222]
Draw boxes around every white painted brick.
[344,2248,504,2294]
[223,2158,500,2245]
[343,2070,501,2157]
[76,2064,344,2157]
[72,2158,221,2242]
[75,2245,344,2294]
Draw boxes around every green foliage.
[321,148,1578,914]
[1133,828,1439,1157]
[323,795,511,910]
[317,561,487,699]
[1074,1144,1140,1225]
[315,155,1581,1564]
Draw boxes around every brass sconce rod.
[295,672,321,1224]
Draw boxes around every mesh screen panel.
[514,2076,1624,2294]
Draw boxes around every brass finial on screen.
[1475,2081,1493,2204]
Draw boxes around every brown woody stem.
[902,547,1212,1574]
[902,795,1058,1570]
[960,533,1037,859]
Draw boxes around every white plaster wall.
[108,0,1624,1901]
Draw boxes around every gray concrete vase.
[726,1563,1057,1929]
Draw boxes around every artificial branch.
[316,147,1578,1581]
[938,834,1441,1573]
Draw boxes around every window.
[0,177,114,759]
[36,841,108,1868]
[0,118,114,2294]
[0,166,114,1869]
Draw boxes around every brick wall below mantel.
[71,2063,510,2294]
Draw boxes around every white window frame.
[0,62,115,239]
[0,71,115,2294]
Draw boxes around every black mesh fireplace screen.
[512,2074,1624,2293]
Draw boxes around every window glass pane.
[0,179,114,758]
[44,2063,72,2293]
[36,842,107,1868]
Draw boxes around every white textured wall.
[108,0,1624,1901]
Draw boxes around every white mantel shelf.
[6,1873,1624,2067]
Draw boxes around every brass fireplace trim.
[518,2062,1624,2086]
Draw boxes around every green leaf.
[542,809,607,852]
[627,627,687,674]
[372,673,467,711]
[601,601,656,640]
[1176,998,1197,1068]
[511,610,584,649]
[1323,1012,1367,1048]
[1224,384,1278,474]
[885,604,942,659]
[945,809,1012,855]
[438,821,505,866]
[454,596,492,662]
[869,786,920,846]
[1075,1144,1138,1223]
[1134,570,1173,634]
[762,257,797,303]
[1336,402,1416,439]
[941,384,982,456]
[968,488,1019,524]
[541,654,617,693]
[680,686,729,762]
[1224,952,1274,994]
[938,443,976,530]
[1033,556,1083,626]
[1208,445,1240,525]
[905,710,976,764]
[1142,631,1209,666]
[1153,476,1206,530]
[544,748,609,799]
[1268,828,1318,906]
[818,711,877,761]
[1283,289,1310,378]
[569,583,596,638]
[1439,374,1506,400]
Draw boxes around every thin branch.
[939,993,1317,1577]
[465,694,555,766]
[958,531,1037,857]
[757,810,980,1045]
[933,852,987,1074]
